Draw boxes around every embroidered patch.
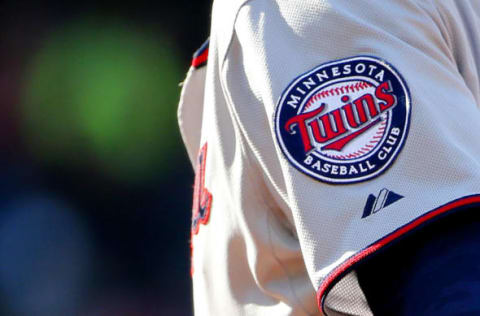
[274,56,411,184]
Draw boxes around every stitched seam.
[266,207,316,316]
[220,0,291,213]
[231,101,315,315]
[219,3,315,312]
[417,0,455,58]
[225,56,316,316]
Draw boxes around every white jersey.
[178,1,480,315]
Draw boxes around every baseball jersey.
[178,1,480,315]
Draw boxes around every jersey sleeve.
[220,0,480,314]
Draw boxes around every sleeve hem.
[316,194,480,315]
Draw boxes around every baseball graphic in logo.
[274,56,411,184]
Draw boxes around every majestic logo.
[362,188,404,218]
[274,56,411,184]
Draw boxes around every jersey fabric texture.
[178,1,480,315]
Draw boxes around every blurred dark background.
[0,0,210,315]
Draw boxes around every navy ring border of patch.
[273,55,411,185]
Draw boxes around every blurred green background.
[0,1,209,315]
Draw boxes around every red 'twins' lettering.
[285,81,396,152]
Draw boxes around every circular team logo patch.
[274,56,411,184]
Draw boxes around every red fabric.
[191,48,209,68]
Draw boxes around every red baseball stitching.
[325,120,387,160]
[304,82,373,110]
